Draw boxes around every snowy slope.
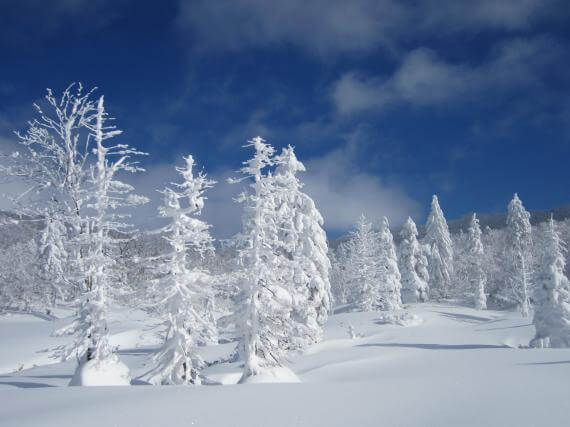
[1,303,569,426]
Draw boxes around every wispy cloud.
[332,36,564,114]
[175,0,565,56]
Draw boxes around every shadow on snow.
[357,343,510,350]
[434,311,497,323]
[0,380,55,389]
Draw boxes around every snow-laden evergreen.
[377,217,402,310]
[465,214,487,310]
[273,146,331,349]
[230,137,298,383]
[425,195,454,299]
[343,215,381,311]
[530,217,570,348]
[38,214,69,306]
[398,217,429,303]
[146,155,216,385]
[505,194,533,317]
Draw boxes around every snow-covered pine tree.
[329,246,349,306]
[377,216,402,310]
[273,146,331,349]
[425,195,454,299]
[230,137,297,383]
[399,217,429,303]
[67,95,148,386]
[344,214,381,311]
[146,155,216,385]
[451,229,469,298]
[466,214,487,310]
[530,217,570,348]
[481,225,509,307]
[38,213,69,307]
[505,193,532,317]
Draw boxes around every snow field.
[1,303,569,426]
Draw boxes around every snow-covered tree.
[377,217,402,310]
[146,155,216,385]
[399,217,429,303]
[329,245,350,306]
[38,213,69,306]
[465,214,487,310]
[481,226,510,307]
[2,84,98,309]
[229,137,297,383]
[425,195,454,299]
[505,194,532,317]
[530,217,570,348]
[272,146,331,349]
[343,214,381,311]
[0,240,42,313]
[57,95,148,385]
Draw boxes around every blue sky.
[1,0,569,238]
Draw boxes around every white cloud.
[301,140,420,232]
[332,37,562,114]
[176,0,563,55]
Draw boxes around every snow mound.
[69,355,131,386]
[239,366,300,384]
[375,311,422,327]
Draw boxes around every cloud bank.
[176,0,564,55]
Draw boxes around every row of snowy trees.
[330,194,570,347]
[0,85,332,385]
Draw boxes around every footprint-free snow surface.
[1,303,569,426]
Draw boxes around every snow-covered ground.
[1,303,569,426]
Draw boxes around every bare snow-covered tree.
[61,95,148,385]
[377,217,402,310]
[146,155,216,385]
[399,217,429,303]
[2,84,98,309]
[272,146,331,349]
[465,214,487,310]
[505,193,532,317]
[425,195,454,299]
[530,217,570,348]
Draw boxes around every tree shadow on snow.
[118,348,156,356]
[131,378,152,385]
[357,343,510,350]
[24,374,72,379]
[476,323,532,331]
[0,380,55,389]
[518,360,570,366]
[435,311,496,323]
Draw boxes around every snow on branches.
[399,217,429,304]
[505,193,532,317]
[146,155,217,385]
[531,217,570,348]
[425,195,454,300]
